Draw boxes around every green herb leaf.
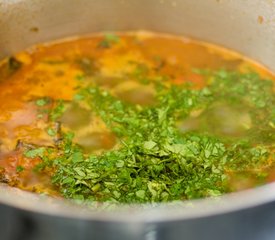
[16,165,25,173]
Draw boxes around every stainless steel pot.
[0,1,275,239]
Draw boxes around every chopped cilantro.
[75,74,85,81]
[24,69,274,203]
[35,97,50,107]
[16,165,25,173]
[98,34,120,48]
[24,148,45,158]
[47,128,56,137]
[49,100,65,121]
[73,93,85,101]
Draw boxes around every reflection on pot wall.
[0,0,275,72]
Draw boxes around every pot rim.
[1,182,275,222]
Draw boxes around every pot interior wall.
[0,0,275,71]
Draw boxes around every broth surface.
[0,32,274,203]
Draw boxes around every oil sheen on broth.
[0,32,274,203]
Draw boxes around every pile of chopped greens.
[26,70,274,203]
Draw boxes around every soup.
[0,32,274,203]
